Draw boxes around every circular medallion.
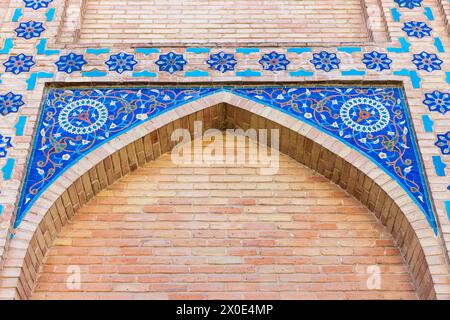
[58,99,108,135]
[340,97,390,133]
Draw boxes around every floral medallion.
[423,91,449,115]
[259,51,290,72]
[155,52,188,74]
[15,21,45,40]
[3,54,35,75]
[340,98,390,133]
[207,52,237,73]
[362,51,392,71]
[402,21,432,38]
[58,99,108,135]
[0,135,12,158]
[55,53,87,74]
[0,92,25,116]
[23,0,53,10]
[412,52,443,72]
[105,52,137,74]
[310,51,340,72]
[435,132,450,155]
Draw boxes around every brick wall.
[0,0,449,300]
[32,134,417,300]
[69,0,377,45]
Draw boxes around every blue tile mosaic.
[435,132,450,155]
[423,90,449,115]
[394,0,423,9]
[15,21,45,40]
[362,51,392,71]
[0,92,24,117]
[16,86,437,232]
[402,21,432,38]
[412,51,443,72]
[23,0,53,10]
[155,52,187,74]
[310,51,340,72]
[2,158,15,180]
[55,52,87,74]
[207,52,237,73]
[3,53,35,75]
[36,38,60,55]
[0,134,12,158]
[432,156,446,176]
[105,52,137,74]
[259,51,290,72]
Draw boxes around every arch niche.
[2,85,446,300]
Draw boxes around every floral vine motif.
[412,52,443,72]
[207,52,237,73]
[0,92,25,116]
[3,54,35,75]
[17,86,436,232]
[435,132,450,155]
[310,51,340,72]
[155,52,188,74]
[105,52,137,74]
[55,52,87,74]
[231,86,435,229]
[23,0,54,10]
[258,51,291,72]
[402,21,432,38]
[394,0,423,9]
[423,91,449,115]
[16,87,220,225]
[15,21,45,40]
[0,134,12,158]
[362,51,392,71]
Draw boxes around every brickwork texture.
[0,0,449,300]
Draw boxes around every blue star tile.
[15,21,45,39]
[310,51,340,72]
[258,51,290,72]
[105,52,137,74]
[402,21,432,38]
[435,132,450,155]
[362,51,392,71]
[423,90,449,115]
[0,92,24,116]
[0,134,12,158]
[394,0,423,9]
[412,51,443,72]
[155,52,187,74]
[55,52,87,74]
[207,52,237,73]
[3,53,35,75]
[23,0,53,10]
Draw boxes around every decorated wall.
[0,0,449,299]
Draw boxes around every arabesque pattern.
[16,86,436,231]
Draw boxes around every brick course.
[32,134,417,300]
[74,0,372,45]
[0,0,449,300]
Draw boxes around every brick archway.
[32,132,417,299]
[2,91,447,299]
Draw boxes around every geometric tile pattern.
[16,85,436,231]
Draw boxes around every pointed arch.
[1,86,447,299]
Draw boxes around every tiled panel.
[77,0,371,45]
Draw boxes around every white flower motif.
[136,113,148,121]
